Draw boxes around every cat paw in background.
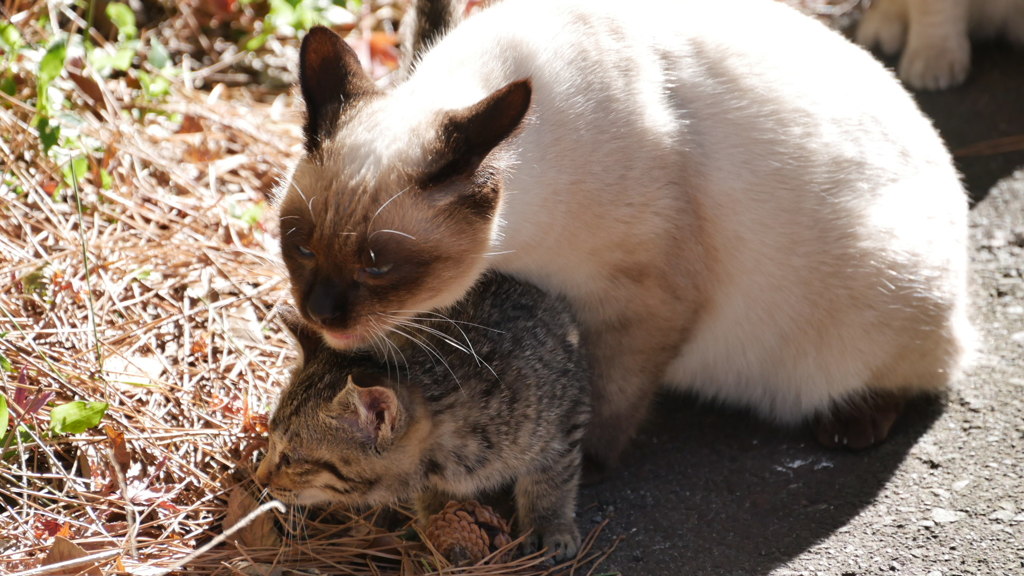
[855,0,1024,90]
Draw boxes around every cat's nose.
[305,276,349,326]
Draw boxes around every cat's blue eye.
[363,263,393,277]
[297,245,314,258]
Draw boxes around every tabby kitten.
[256,273,590,561]
[278,0,970,469]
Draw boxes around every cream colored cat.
[857,0,1024,90]
[278,0,971,470]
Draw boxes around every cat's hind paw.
[813,391,906,450]
[522,524,581,563]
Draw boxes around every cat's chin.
[320,329,367,350]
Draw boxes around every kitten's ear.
[299,26,378,155]
[424,79,533,186]
[278,305,322,362]
[335,376,400,451]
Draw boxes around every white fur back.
[336,0,970,420]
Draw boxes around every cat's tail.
[398,0,463,80]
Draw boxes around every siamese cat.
[857,0,1024,90]
[277,0,971,470]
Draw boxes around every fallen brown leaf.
[42,536,104,576]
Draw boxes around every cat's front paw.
[522,523,581,563]
[855,1,908,55]
[898,34,971,90]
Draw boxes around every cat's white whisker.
[369,317,411,384]
[368,185,412,228]
[368,229,417,241]
[381,311,501,379]
[388,309,505,334]
[384,323,462,388]
[390,315,500,382]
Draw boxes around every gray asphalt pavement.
[579,42,1024,576]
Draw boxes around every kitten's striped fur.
[257,273,590,561]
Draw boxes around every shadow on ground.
[911,42,1024,204]
[579,394,943,575]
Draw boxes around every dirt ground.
[578,43,1024,575]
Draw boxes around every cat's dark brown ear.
[336,377,400,451]
[299,26,378,155]
[423,78,532,187]
[278,305,322,362]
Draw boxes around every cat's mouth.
[321,328,367,350]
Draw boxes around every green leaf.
[88,42,139,76]
[100,169,113,190]
[36,38,68,117]
[62,155,90,189]
[0,21,25,53]
[138,71,171,100]
[36,117,60,153]
[110,45,137,72]
[38,39,68,86]
[230,201,265,226]
[0,75,16,97]
[0,351,11,373]
[148,38,170,69]
[106,2,138,41]
[0,395,9,434]
[49,401,109,434]
[244,32,271,52]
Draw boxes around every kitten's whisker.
[482,249,516,257]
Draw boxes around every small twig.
[954,134,1024,158]
[68,158,105,374]
[107,446,139,559]
[151,500,287,575]
[7,549,120,576]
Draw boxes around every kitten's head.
[278,26,532,350]
[256,309,427,507]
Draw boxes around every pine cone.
[424,500,513,565]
